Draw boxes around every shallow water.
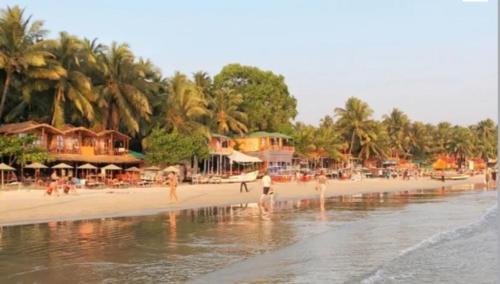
[0,183,497,283]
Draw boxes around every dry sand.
[0,175,487,226]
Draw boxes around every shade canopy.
[163,166,179,173]
[125,166,141,172]
[25,162,48,169]
[102,164,122,171]
[52,163,73,169]
[228,150,262,163]
[0,163,15,171]
[78,163,98,170]
[144,166,161,171]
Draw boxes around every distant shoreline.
[0,175,488,227]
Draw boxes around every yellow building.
[235,131,294,170]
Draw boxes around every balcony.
[259,145,295,152]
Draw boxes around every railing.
[259,145,295,152]
[48,147,129,156]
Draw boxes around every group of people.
[45,171,78,196]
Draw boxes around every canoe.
[220,171,259,183]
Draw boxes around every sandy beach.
[0,175,486,226]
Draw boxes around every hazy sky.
[3,0,498,125]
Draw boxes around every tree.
[214,64,297,132]
[315,116,345,162]
[0,134,52,178]
[209,87,247,135]
[47,32,96,127]
[407,121,432,161]
[470,119,497,160]
[382,108,410,158]
[0,6,65,121]
[292,122,317,159]
[144,128,209,165]
[164,72,208,135]
[448,126,474,168]
[334,97,374,157]
[358,121,389,163]
[96,42,152,134]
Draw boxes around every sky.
[3,0,498,126]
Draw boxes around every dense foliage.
[0,6,497,168]
[144,128,209,165]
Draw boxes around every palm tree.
[382,108,410,158]
[96,42,152,133]
[407,121,432,160]
[292,122,317,158]
[315,117,345,162]
[193,71,212,99]
[470,119,497,160]
[434,122,453,155]
[47,32,97,127]
[0,6,65,120]
[209,87,247,135]
[448,126,474,168]
[358,121,389,163]
[334,97,374,157]
[164,72,208,134]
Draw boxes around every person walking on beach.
[168,171,178,202]
[485,168,491,189]
[316,170,328,201]
[259,171,272,204]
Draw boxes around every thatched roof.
[97,130,130,140]
[0,121,63,135]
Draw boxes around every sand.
[0,175,487,226]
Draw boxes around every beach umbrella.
[163,166,179,173]
[25,162,48,169]
[78,163,98,178]
[102,164,122,179]
[52,163,73,169]
[78,163,98,170]
[125,166,141,172]
[0,163,15,189]
[52,162,73,177]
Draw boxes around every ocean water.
[0,184,497,283]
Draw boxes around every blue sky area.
[3,0,498,125]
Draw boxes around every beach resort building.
[0,121,141,165]
[235,131,295,170]
[197,134,262,176]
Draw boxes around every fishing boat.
[430,173,469,181]
[220,170,259,183]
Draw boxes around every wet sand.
[0,175,486,226]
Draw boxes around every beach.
[0,175,486,226]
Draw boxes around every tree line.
[294,97,497,168]
[0,6,496,167]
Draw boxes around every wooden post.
[110,133,114,155]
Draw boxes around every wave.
[361,204,498,284]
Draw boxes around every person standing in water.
[316,170,328,201]
[168,171,178,202]
[259,171,272,204]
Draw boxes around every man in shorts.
[259,171,272,204]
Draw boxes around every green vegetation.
[0,135,52,166]
[0,6,497,168]
[144,128,209,165]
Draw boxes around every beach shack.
[198,134,262,176]
[0,121,141,166]
[235,131,295,171]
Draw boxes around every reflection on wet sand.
[0,183,493,283]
